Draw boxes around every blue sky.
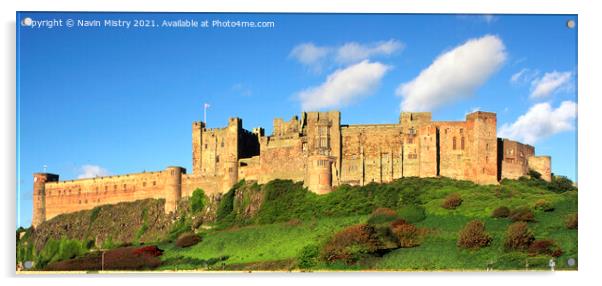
[16,12,577,227]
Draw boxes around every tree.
[190,188,207,213]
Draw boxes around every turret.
[32,173,59,227]
[164,166,185,214]
[306,155,333,194]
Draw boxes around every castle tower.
[222,159,239,193]
[32,173,59,227]
[306,154,333,194]
[164,166,185,214]
[192,121,205,175]
[466,111,498,184]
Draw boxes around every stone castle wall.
[33,110,552,227]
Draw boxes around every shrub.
[397,205,426,223]
[89,207,101,223]
[528,239,563,257]
[175,232,202,248]
[297,244,320,269]
[504,222,535,251]
[528,169,542,180]
[320,224,383,264]
[457,220,492,249]
[548,176,576,193]
[491,206,510,218]
[509,207,535,222]
[533,199,554,212]
[390,221,419,248]
[35,237,87,269]
[102,246,163,270]
[400,186,422,205]
[190,188,207,213]
[367,208,399,225]
[441,193,463,209]
[565,213,578,229]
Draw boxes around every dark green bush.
[216,184,238,221]
[367,208,399,225]
[167,216,192,241]
[533,199,554,212]
[297,244,321,269]
[548,176,576,193]
[190,188,207,214]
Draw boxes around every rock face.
[29,199,177,251]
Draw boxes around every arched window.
[453,137,457,150]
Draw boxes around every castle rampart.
[32,109,553,227]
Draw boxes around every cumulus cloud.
[335,39,404,64]
[530,71,573,98]
[498,101,577,144]
[298,60,390,111]
[290,39,403,73]
[289,43,330,72]
[77,165,110,179]
[396,35,507,111]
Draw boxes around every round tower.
[222,160,239,193]
[164,166,185,214]
[32,173,59,227]
[306,155,333,194]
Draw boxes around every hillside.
[17,175,578,271]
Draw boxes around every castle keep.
[32,110,552,227]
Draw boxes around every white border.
[2,1,600,286]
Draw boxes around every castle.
[32,110,552,227]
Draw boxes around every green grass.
[156,177,577,271]
[157,215,366,270]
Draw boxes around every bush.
[528,239,563,257]
[400,186,422,205]
[528,169,542,180]
[320,224,383,264]
[509,207,535,222]
[175,232,202,248]
[367,208,399,225]
[565,213,578,229]
[190,188,207,213]
[504,222,535,251]
[533,199,554,212]
[441,193,463,209]
[457,220,492,249]
[297,244,320,269]
[390,221,419,248]
[35,237,87,269]
[102,246,163,270]
[548,176,576,193]
[491,206,510,218]
[397,205,426,223]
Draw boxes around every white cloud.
[335,39,404,64]
[498,101,577,144]
[289,43,330,72]
[290,40,403,73]
[530,71,573,98]
[510,68,540,85]
[77,165,110,179]
[396,35,507,111]
[297,60,390,111]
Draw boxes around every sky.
[16,12,578,227]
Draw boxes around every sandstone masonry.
[31,110,552,227]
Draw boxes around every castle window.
[216,155,220,163]
[85,200,88,204]
[461,137,465,150]
[408,137,413,144]
[486,143,490,151]
[221,141,224,148]
[143,182,146,187]
[453,137,457,150]
[205,144,208,149]
[460,128,463,134]
[123,184,127,190]
[153,181,156,186]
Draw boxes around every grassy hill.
[17,176,578,271]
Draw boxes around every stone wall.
[499,139,535,180]
[528,156,552,182]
